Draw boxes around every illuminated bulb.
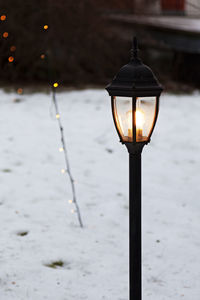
[8,56,14,63]
[56,114,60,119]
[3,32,8,38]
[136,109,145,129]
[1,15,6,21]
[125,108,145,140]
[61,169,66,174]
[10,45,16,52]
[68,200,73,204]
[40,54,45,59]
[53,82,58,88]
[43,25,48,30]
[71,209,75,214]
[17,88,23,95]
[59,147,64,152]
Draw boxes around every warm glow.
[136,108,145,141]
[8,56,14,62]
[3,32,8,38]
[59,147,64,152]
[40,54,45,59]
[53,82,58,88]
[126,109,145,129]
[126,110,132,138]
[114,96,156,143]
[127,110,132,129]
[124,108,145,140]
[17,88,23,94]
[56,114,60,119]
[43,25,48,30]
[10,45,16,52]
[118,115,124,134]
[136,109,145,129]
[68,200,73,204]
[61,169,65,174]
[1,15,6,21]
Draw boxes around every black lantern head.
[106,37,163,153]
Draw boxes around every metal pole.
[129,152,142,300]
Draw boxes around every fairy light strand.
[2,17,83,227]
[41,22,83,227]
[52,87,83,228]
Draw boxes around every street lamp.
[105,37,163,300]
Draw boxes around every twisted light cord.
[52,87,83,228]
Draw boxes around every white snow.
[0,88,199,300]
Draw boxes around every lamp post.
[105,37,163,300]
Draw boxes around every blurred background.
[1,0,200,91]
[0,2,200,299]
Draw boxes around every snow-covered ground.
[0,88,199,300]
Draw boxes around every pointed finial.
[131,37,139,60]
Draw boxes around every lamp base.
[124,141,147,154]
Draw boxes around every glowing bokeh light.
[1,15,6,21]
[53,82,58,88]
[17,88,23,94]
[10,45,16,52]
[8,56,14,62]
[3,32,8,38]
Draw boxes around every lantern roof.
[106,37,163,97]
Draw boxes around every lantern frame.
[106,38,163,154]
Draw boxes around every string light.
[43,23,83,227]
[8,56,14,63]
[17,88,23,95]
[1,15,6,21]
[53,82,58,88]
[10,45,16,52]
[3,32,8,38]
[52,90,83,227]
[68,200,73,204]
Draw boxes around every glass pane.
[136,97,156,142]
[113,97,133,142]
[113,96,157,143]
